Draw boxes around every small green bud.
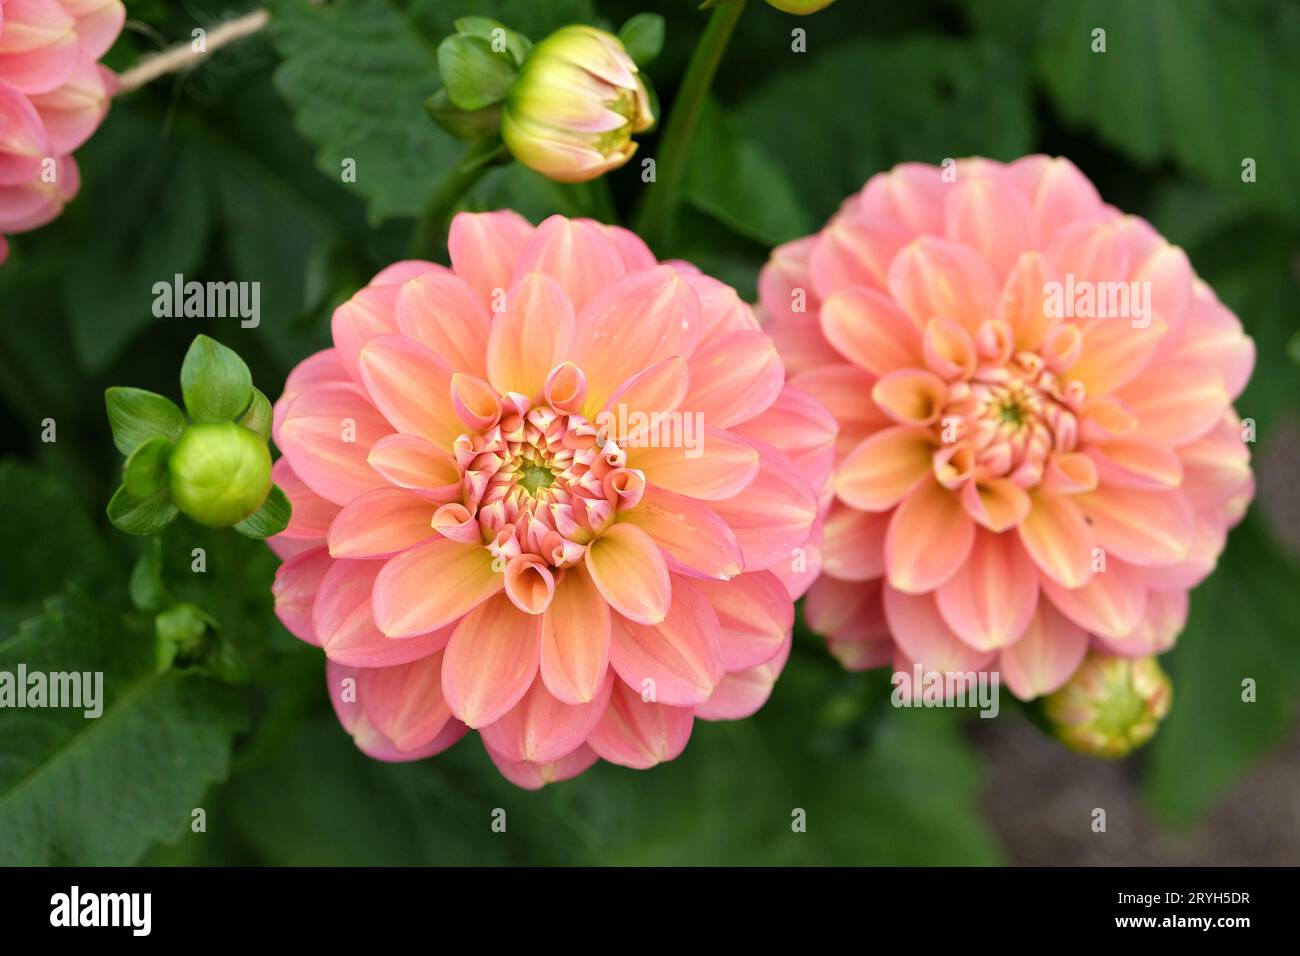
[155,603,210,649]
[1044,654,1172,758]
[167,422,273,527]
[766,0,837,12]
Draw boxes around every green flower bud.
[766,0,838,13]
[167,422,272,527]
[502,25,654,183]
[1044,654,1172,758]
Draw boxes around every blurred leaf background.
[0,0,1297,865]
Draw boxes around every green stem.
[633,0,747,251]
[408,137,507,259]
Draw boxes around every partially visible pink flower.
[760,157,1254,699]
[0,0,123,262]
[269,212,831,788]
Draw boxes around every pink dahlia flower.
[269,212,831,788]
[760,156,1255,699]
[0,0,123,262]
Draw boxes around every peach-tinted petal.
[819,286,924,375]
[808,212,912,297]
[272,547,331,645]
[884,475,975,593]
[936,530,1038,651]
[366,433,462,502]
[486,272,576,397]
[1017,491,1095,588]
[695,635,791,721]
[620,487,742,581]
[1067,315,1168,396]
[693,570,792,671]
[888,237,1000,333]
[448,209,533,305]
[998,600,1088,700]
[540,564,611,704]
[1086,441,1183,490]
[731,384,838,498]
[394,270,491,378]
[327,487,436,559]
[960,478,1031,533]
[479,673,611,764]
[871,368,946,426]
[835,426,934,512]
[1094,587,1186,658]
[1118,362,1229,446]
[943,173,1038,280]
[587,677,693,769]
[805,576,892,670]
[609,577,723,707]
[271,457,340,544]
[486,742,599,790]
[571,265,699,414]
[276,384,391,505]
[1074,485,1193,567]
[358,652,454,753]
[513,214,625,311]
[922,317,978,380]
[792,364,890,456]
[708,440,817,571]
[313,559,452,666]
[883,586,995,673]
[330,284,400,385]
[372,537,502,637]
[1040,561,1147,641]
[441,593,542,728]
[328,661,466,762]
[584,521,671,625]
[819,500,888,581]
[629,427,758,501]
[357,335,462,446]
[997,252,1058,351]
[682,330,783,429]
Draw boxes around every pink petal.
[835,426,934,512]
[479,672,612,764]
[620,487,742,581]
[884,475,975,594]
[584,521,671,625]
[358,335,463,446]
[629,427,759,501]
[682,330,783,429]
[394,270,491,378]
[609,576,723,706]
[943,173,1039,280]
[540,564,612,704]
[372,537,502,638]
[819,500,888,582]
[448,210,533,305]
[708,439,818,572]
[276,384,391,505]
[887,236,1000,333]
[512,214,625,312]
[1016,491,1096,588]
[271,457,340,544]
[807,211,911,297]
[441,593,542,728]
[1074,485,1194,567]
[805,576,892,670]
[271,546,331,646]
[366,433,462,501]
[327,487,437,559]
[819,286,924,375]
[358,651,454,753]
[695,634,791,721]
[1040,561,1147,641]
[692,570,792,671]
[313,559,452,666]
[997,600,1088,700]
[486,271,576,397]
[791,364,891,456]
[883,586,996,673]
[935,530,1038,651]
[486,742,599,790]
[586,678,693,769]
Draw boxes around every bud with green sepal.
[1043,653,1173,758]
[427,16,531,144]
[104,334,290,539]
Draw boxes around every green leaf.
[64,108,212,370]
[0,461,110,629]
[1017,0,1300,217]
[106,484,177,536]
[0,591,245,865]
[179,335,253,423]
[733,36,1032,224]
[266,0,594,220]
[618,13,665,66]
[122,435,172,498]
[233,484,292,540]
[426,88,504,143]
[454,15,532,66]
[438,34,518,110]
[1146,518,1300,826]
[238,387,274,443]
[685,98,812,246]
[104,387,186,456]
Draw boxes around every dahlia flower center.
[449,394,645,579]
[942,351,1084,488]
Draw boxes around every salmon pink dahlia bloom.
[760,156,1254,699]
[269,212,831,788]
[0,0,124,262]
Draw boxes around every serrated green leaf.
[107,484,177,536]
[232,484,292,540]
[0,591,245,865]
[618,13,665,66]
[239,387,274,442]
[104,387,186,456]
[179,335,253,423]
[122,435,172,498]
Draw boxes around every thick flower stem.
[408,137,507,260]
[633,0,747,252]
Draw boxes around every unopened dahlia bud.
[502,25,653,183]
[1044,654,1172,758]
[168,422,272,527]
[766,0,837,13]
